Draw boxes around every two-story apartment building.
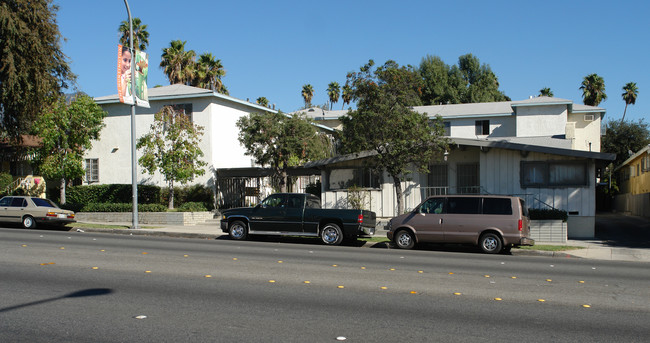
[614,145,650,217]
[302,97,615,238]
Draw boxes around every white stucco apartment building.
[88,84,271,189]
[302,97,615,238]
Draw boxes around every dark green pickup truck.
[220,193,376,245]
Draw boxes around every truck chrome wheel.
[321,223,343,246]
[229,221,248,240]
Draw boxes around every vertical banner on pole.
[117,44,150,108]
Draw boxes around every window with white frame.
[85,158,99,183]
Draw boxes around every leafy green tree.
[192,53,226,94]
[118,17,149,51]
[237,111,331,192]
[602,119,650,168]
[327,82,340,110]
[341,84,353,109]
[457,54,509,103]
[137,106,207,209]
[340,60,449,214]
[539,87,554,97]
[0,0,75,142]
[580,73,607,106]
[160,40,196,85]
[31,94,106,204]
[301,84,314,108]
[621,82,638,122]
[256,97,269,107]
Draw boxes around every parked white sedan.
[0,196,75,229]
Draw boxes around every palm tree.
[193,53,226,93]
[160,40,196,85]
[118,17,149,51]
[580,74,607,106]
[327,82,340,110]
[256,97,269,107]
[341,84,352,109]
[301,84,314,108]
[621,82,639,122]
[539,87,554,97]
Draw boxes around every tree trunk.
[60,178,66,205]
[621,103,629,123]
[280,169,288,193]
[168,181,174,209]
[392,175,404,215]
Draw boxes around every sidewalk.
[72,217,650,263]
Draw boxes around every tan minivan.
[387,195,534,253]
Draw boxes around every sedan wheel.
[321,223,343,246]
[22,216,36,229]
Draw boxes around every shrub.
[529,209,568,221]
[80,203,167,212]
[67,184,161,205]
[177,202,208,212]
[0,173,13,196]
[161,184,214,210]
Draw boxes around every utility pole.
[123,0,138,229]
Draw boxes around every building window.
[328,168,381,190]
[457,163,479,194]
[443,122,451,136]
[475,120,489,135]
[163,103,193,130]
[521,161,588,188]
[85,158,99,183]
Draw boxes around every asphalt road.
[1,227,650,342]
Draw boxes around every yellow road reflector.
[142,252,148,255]
[546,279,552,282]
[304,281,311,284]
[448,272,454,275]
[582,304,591,308]
[389,268,396,271]
[21,244,27,247]
[269,280,276,283]
[233,258,238,260]
[337,285,345,289]
[92,267,99,270]
[453,292,462,296]
[360,267,366,270]
[60,247,65,250]
[418,271,424,274]
[494,297,503,301]
[484,275,490,278]
[278,261,283,263]
[332,264,338,267]
[144,271,151,273]
[205,275,212,278]
[578,281,585,284]
[511,276,517,279]
[380,286,388,290]
[183,255,188,257]
[537,299,546,302]
[100,250,105,252]
[410,291,417,294]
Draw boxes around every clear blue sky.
[56,0,649,122]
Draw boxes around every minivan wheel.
[479,233,502,254]
[394,230,415,249]
[228,220,248,240]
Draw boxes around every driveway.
[595,213,650,248]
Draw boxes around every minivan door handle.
[439,218,443,224]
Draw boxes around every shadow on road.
[0,288,113,313]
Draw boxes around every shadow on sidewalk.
[595,213,650,248]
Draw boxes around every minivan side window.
[447,197,480,214]
[419,198,445,214]
[482,198,513,215]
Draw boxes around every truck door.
[283,194,304,232]
[249,194,287,232]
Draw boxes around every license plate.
[58,214,66,219]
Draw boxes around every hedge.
[177,202,208,212]
[67,184,161,204]
[529,208,568,221]
[80,203,167,212]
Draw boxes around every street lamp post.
[123,0,138,229]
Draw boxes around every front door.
[409,197,446,243]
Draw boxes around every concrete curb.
[71,227,220,240]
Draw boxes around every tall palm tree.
[193,53,226,93]
[160,40,196,85]
[580,73,607,106]
[539,87,554,97]
[341,84,352,109]
[621,82,639,122]
[256,97,269,107]
[118,17,149,51]
[301,84,314,108]
[327,82,340,110]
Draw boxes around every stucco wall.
[515,104,567,137]
[567,112,602,152]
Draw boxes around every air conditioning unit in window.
[584,114,595,121]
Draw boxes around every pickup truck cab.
[220,193,376,245]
